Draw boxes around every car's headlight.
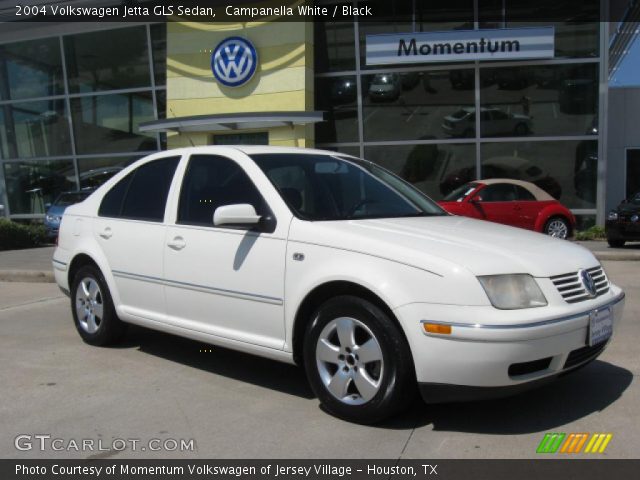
[45,214,56,222]
[478,274,547,309]
[607,211,619,221]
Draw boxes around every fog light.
[422,323,452,335]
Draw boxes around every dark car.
[606,192,640,247]
[44,191,93,239]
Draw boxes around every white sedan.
[53,146,625,423]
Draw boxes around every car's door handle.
[99,227,113,239]
[167,236,186,251]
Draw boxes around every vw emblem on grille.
[631,214,639,223]
[579,269,597,298]
[211,36,258,87]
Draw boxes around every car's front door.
[474,183,519,226]
[511,185,541,230]
[163,153,287,350]
[94,156,181,320]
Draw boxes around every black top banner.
[0,0,606,23]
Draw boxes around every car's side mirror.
[470,195,482,204]
[213,204,261,227]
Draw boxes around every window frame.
[97,155,180,222]
[175,153,276,233]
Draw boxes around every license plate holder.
[588,307,613,347]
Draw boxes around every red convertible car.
[438,179,576,239]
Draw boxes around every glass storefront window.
[479,0,599,58]
[0,99,71,159]
[315,21,356,73]
[481,140,597,209]
[4,160,76,214]
[361,69,475,142]
[480,64,598,138]
[70,91,157,155]
[64,26,152,93]
[150,24,167,86]
[77,156,140,189]
[0,109,9,159]
[315,76,358,144]
[359,0,474,69]
[0,37,64,101]
[364,143,476,200]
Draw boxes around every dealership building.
[0,0,639,229]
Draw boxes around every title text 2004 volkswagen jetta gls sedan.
[53,147,625,423]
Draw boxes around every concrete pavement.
[0,241,639,284]
[0,261,638,459]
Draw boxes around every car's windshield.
[372,74,393,85]
[251,153,446,221]
[450,109,471,120]
[631,192,640,205]
[442,183,479,202]
[55,192,89,206]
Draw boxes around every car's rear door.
[162,152,287,350]
[94,156,181,320]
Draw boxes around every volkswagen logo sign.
[211,37,258,88]
[631,214,639,223]
[579,269,597,298]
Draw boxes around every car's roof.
[478,178,555,201]
[157,145,353,157]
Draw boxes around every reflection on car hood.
[290,216,597,277]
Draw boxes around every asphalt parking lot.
[1,260,638,459]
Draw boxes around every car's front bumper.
[606,220,640,241]
[394,288,625,403]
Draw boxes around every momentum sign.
[366,27,554,65]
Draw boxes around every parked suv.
[53,147,625,423]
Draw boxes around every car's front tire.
[71,265,126,346]
[607,238,625,248]
[303,295,415,424]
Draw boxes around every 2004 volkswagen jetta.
[53,147,625,423]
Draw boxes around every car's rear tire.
[607,238,625,248]
[71,265,126,346]
[303,295,416,424]
[544,216,570,239]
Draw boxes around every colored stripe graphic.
[560,433,589,453]
[538,433,613,454]
[536,433,565,453]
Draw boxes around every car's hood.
[289,215,598,277]
[617,203,640,214]
[46,206,66,216]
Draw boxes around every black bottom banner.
[3,459,639,480]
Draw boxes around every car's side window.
[98,156,180,221]
[514,185,536,201]
[480,184,517,202]
[177,154,268,227]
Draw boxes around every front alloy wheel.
[316,317,384,405]
[304,295,415,424]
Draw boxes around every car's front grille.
[564,341,608,370]
[550,266,609,303]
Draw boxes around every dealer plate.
[588,307,612,347]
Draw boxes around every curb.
[0,270,55,283]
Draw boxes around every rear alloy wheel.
[304,295,415,424]
[544,217,570,239]
[71,265,126,346]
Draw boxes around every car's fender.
[534,203,575,232]
[282,240,490,352]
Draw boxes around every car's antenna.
[168,106,195,147]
